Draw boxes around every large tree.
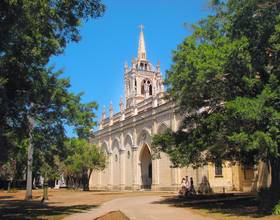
[0,0,105,164]
[0,0,105,198]
[152,0,280,192]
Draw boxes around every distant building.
[90,27,270,192]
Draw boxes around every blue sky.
[50,0,212,133]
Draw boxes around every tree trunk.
[270,157,280,193]
[82,171,89,191]
[74,176,80,190]
[25,115,34,200]
[70,176,75,189]
[7,181,11,192]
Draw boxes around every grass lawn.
[158,193,280,220]
[0,189,170,220]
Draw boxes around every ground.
[158,194,280,220]
[64,195,213,220]
[95,211,130,220]
[0,189,279,220]
[0,189,171,219]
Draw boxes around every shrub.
[273,202,280,215]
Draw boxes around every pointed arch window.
[215,161,223,177]
[140,63,144,70]
[141,79,152,95]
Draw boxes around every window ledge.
[215,175,223,178]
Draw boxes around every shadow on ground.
[94,211,130,220]
[155,193,272,218]
[0,196,14,199]
[0,199,96,220]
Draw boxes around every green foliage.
[61,138,106,190]
[0,159,16,180]
[64,92,98,139]
[152,0,280,190]
[63,138,106,174]
[273,202,280,215]
[0,0,105,182]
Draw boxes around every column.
[97,171,102,189]
[196,167,200,188]
[107,153,113,190]
[151,119,159,191]
[171,167,181,190]
[119,149,125,190]
[132,147,139,190]
[97,140,102,189]
[152,159,160,191]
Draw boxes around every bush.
[273,202,280,215]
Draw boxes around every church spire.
[137,24,146,61]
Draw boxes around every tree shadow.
[155,193,272,218]
[0,196,14,199]
[94,211,130,220]
[0,199,97,220]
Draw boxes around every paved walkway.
[64,196,213,220]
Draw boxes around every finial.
[102,105,106,120]
[109,101,114,118]
[124,61,128,73]
[156,60,160,72]
[132,58,136,69]
[119,97,124,112]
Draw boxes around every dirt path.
[63,195,213,220]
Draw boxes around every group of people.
[179,176,196,197]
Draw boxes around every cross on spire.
[139,24,144,32]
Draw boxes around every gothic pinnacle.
[138,24,146,61]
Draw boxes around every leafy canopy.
[152,0,280,189]
[0,0,105,181]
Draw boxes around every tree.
[62,138,106,191]
[0,0,105,199]
[0,159,16,191]
[152,0,280,193]
[0,0,105,164]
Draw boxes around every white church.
[89,27,269,192]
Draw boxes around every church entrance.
[140,144,152,189]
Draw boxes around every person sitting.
[189,177,196,196]
[184,176,190,196]
[178,178,186,196]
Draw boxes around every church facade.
[89,27,270,192]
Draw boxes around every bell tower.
[124,25,164,109]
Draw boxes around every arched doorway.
[139,144,152,189]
